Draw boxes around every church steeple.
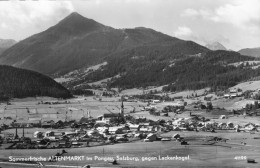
[120,100,125,122]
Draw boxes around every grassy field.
[230,81,260,91]
[0,139,260,168]
[0,96,148,125]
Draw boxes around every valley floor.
[0,137,260,168]
[1,96,260,168]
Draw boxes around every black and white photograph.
[0,0,260,167]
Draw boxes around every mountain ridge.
[0,12,206,75]
[1,12,258,93]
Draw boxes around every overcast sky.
[0,0,260,51]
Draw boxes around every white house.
[244,123,256,131]
[152,100,161,104]
[108,127,124,134]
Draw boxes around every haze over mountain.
[238,47,260,57]
[0,39,16,55]
[0,65,72,99]
[205,42,227,51]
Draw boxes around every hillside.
[61,39,209,89]
[62,45,259,92]
[85,50,257,90]
[0,65,72,100]
[0,12,182,75]
[238,47,260,57]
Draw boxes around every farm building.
[145,133,157,142]
[219,115,228,119]
[108,127,124,134]
[218,123,227,129]
[244,123,256,131]
[139,125,155,132]
[152,100,161,104]
[41,120,55,128]
[126,123,141,131]
[227,122,234,129]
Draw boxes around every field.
[0,136,260,168]
[1,96,260,168]
[0,96,148,126]
[230,80,260,91]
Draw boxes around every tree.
[254,101,259,109]
[0,92,9,102]
[245,103,252,111]
[201,104,207,109]
[207,102,213,110]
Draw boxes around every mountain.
[0,12,183,75]
[1,12,256,92]
[0,65,72,99]
[238,47,260,57]
[0,39,16,55]
[205,42,227,51]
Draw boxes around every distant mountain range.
[0,65,72,99]
[1,12,259,92]
[205,42,227,51]
[0,39,16,55]
[238,47,260,57]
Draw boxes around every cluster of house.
[223,88,243,99]
[36,112,260,142]
[29,115,187,147]
[167,115,260,132]
[2,108,260,149]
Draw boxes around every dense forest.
[79,49,259,92]
[0,65,72,100]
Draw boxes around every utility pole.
[15,126,19,139]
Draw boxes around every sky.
[0,0,260,51]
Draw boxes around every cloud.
[182,8,199,16]
[0,23,9,29]
[0,1,74,30]
[181,8,210,18]
[174,26,192,37]
[86,0,152,5]
[182,0,260,31]
[211,0,260,28]
[212,35,230,44]
[173,27,230,47]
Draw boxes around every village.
[0,86,260,167]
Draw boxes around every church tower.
[120,100,125,122]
